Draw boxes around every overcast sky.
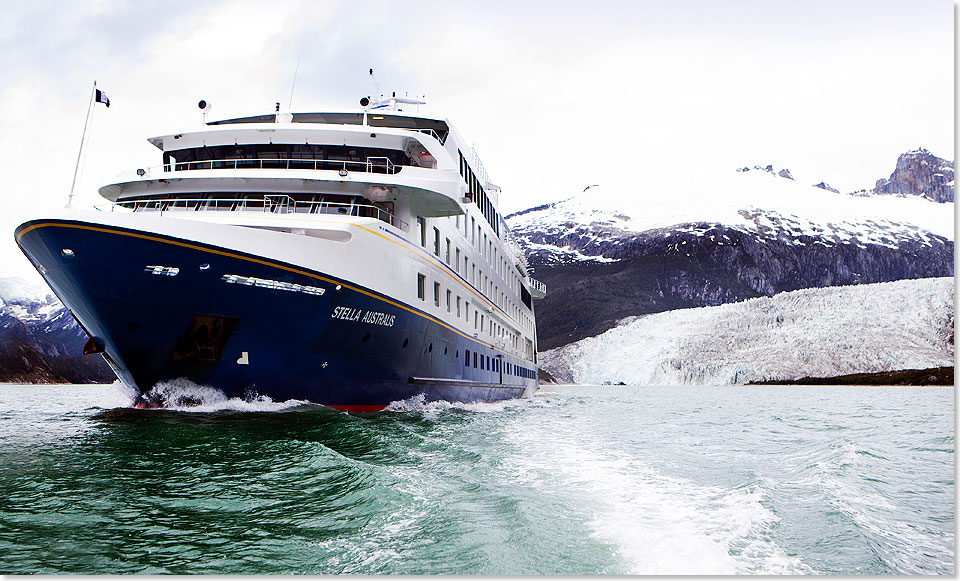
[0,0,953,279]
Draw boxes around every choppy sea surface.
[0,382,953,575]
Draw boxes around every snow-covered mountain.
[511,166,952,265]
[507,152,953,350]
[540,277,954,386]
[0,277,114,383]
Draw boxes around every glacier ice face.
[540,277,954,386]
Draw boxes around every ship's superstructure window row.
[458,151,500,238]
[414,213,533,336]
[164,144,412,172]
[413,250,535,362]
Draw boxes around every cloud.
[0,0,952,279]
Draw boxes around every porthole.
[428,343,433,353]
[444,346,448,356]
[402,338,409,349]
[361,332,371,343]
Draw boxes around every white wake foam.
[384,392,523,414]
[134,378,309,412]
[502,417,810,574]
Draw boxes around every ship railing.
[501,223,530,276]
[100,197,409,231]
[140,156,402,176]
[527,277,547,297]
[414,128,447,144]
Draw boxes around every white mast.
[66,81,99,209]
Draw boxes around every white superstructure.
[92,97,546,366]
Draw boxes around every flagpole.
[66,80,97,208]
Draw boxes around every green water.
[0,383,954,574]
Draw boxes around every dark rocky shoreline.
[748,366,954,386]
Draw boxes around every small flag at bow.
[95,89,110,108]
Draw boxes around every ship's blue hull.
[15,220,538,410]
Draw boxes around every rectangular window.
[465,349,470,367]
[417,273,425,300]
[474,311,478,329]
[445,238,451,264]
[473,352,477,368]
[446,289,451,312]
[417,217,426,247]
[434,282,440,307]
[471,218,476,245]
[433,227,440,256]
[456,248,461,274]
[457,296,462,317]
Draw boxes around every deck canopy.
[206,112,449,143]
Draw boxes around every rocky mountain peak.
[813,182,839,193]
[873,147,954,203]
[735,164,794,181]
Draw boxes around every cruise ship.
[15,94,546,411]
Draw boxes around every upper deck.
[205,111,450,144]
[98,110,469,218]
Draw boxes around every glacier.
[539,277,954,386]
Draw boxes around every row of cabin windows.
[417,271,523,350]
[462,349,534,379]
[458,150,500,238]
[416,215,527,327]
[452,213,530,313]
[164,144,411,169]
[417,210,535,338]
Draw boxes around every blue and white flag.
[95,89,110,108]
